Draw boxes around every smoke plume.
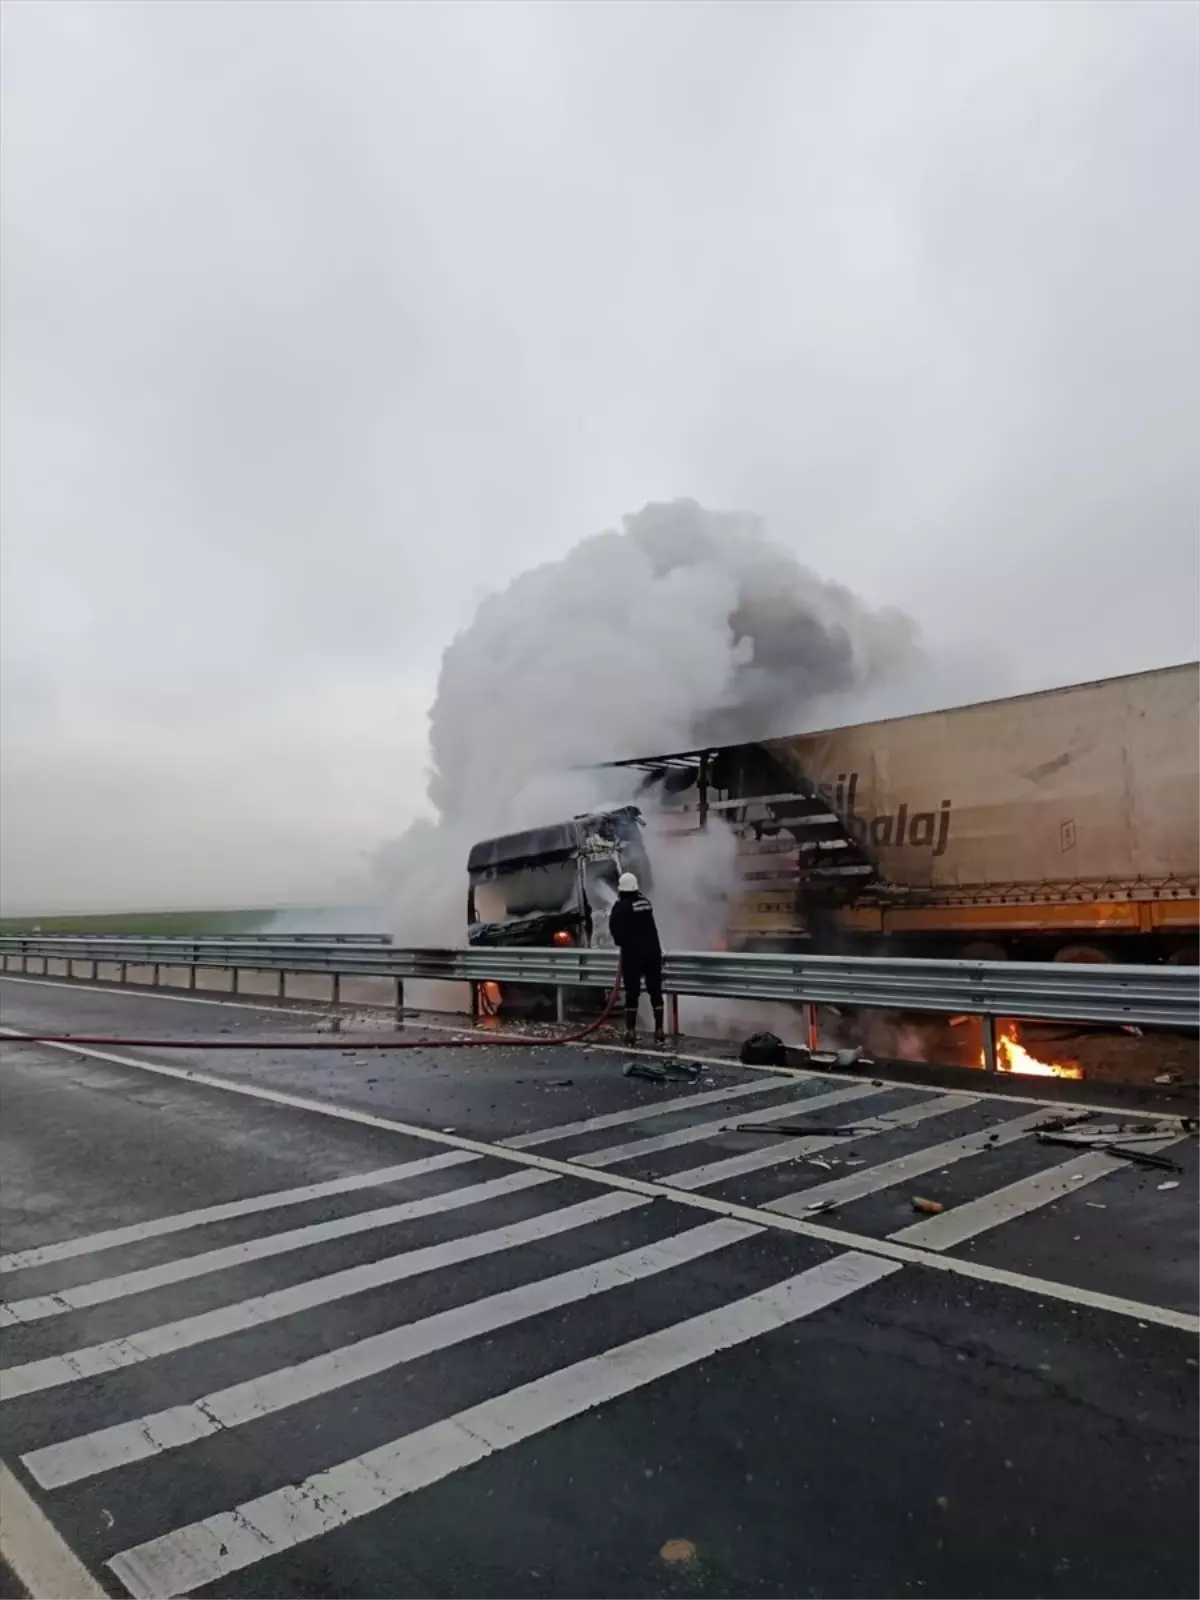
[371,498,943,943]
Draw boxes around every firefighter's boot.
[623,1008,638,1048]
[652,1006,666,1049]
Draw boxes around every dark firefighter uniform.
[608,873,665,1047]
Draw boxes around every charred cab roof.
[467,805,642,876]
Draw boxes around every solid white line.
[107,1250,899,1598]
[0,1169,553,1327]
[766,1107,1060,1219]
[3,1033,1193,1333]
[575,1082,887,1167]
[668,1094,975,1192]
[890,1137,1187,1251]
[0,1461,108,1600]
[0,1151,478,1275]
[24,1216,759,1489]
[0,1191,646,1400]
[502,1075,806,1148]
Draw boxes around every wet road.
[1,974,1196,1599]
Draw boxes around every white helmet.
[617,872,639,893]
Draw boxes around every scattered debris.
[659,1540,696,1564]
[1036,1131,1180,1171]
[802,1198,841,1215]
[548,1079,574,1087]
[624,1060,701,1085]
[1155,1072,1178,1085]
[725,1121,887,1138]
[911,1196,945,1216]
[808,1157,835,1171]
[1157,1180,1181,1192]
[1085,1202,1106,1209]
[809,1047,869,1068]
[935,1496,950,1512]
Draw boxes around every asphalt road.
[1,974,1196,1600]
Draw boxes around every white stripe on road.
[0,1169,554,1327]
[24,1217,760,1489]
[0,1152,478,1275]
[668,1094,975,1192]
[0,1461,109,1600]
[575,1082,888,1168]
[502,1075,808,1148]
[0,1191,646,1400]
[5,1035,1193,1333]
[891,1137,1187,1251]
[765,1107,1057,1219]
[108,1250,898,1598]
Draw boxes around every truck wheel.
[958,941,1008,962]
[1053,943,1115,963]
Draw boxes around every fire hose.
[0,966,626,1051]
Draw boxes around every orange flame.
[982,1023,1083,1080]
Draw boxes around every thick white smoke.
[371,498,941,944]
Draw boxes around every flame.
[982,1023,1083,1080]
[552,929,574,946]
[478,981,502,1018]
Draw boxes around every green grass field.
[0,909,277,936]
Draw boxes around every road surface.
[1,974,1196,1599]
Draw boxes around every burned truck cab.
[467,804,650,952]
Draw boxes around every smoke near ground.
[369,498,965,944]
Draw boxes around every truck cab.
[467,804,651,951]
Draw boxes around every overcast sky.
[2,0,1197,913]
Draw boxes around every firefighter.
[608,871,665,1048]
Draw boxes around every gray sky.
[2,0,1197,913]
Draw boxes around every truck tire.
[1053,943,1115,963]
[958,941,1008,962]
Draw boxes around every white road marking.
[23,1216,759,1489]
[891,1137,1188,1250]
[0,1191,646,1399]
[0,1151,478,1275]
[574,1082,887,1167]
[0,1461,108,1600]
[766,1107,1058,1218]
[0,1169,553,1327]
[668,1094,974,1191]
[3,1033,1194,1333]
[107,1251,899,1598]
[502,1075,807,1148]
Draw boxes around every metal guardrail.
[7,932,391,945]
[1,935,1195,1039]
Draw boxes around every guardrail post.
[277,970,286,999]
[330,972,342,1033]
[555,986,566,1024]
[395,977,404,1025]
[668,994,680,1037]
[153,963,160,988]
[981,1013,998,1073]
[804,1003,819,1052]
[232,967,240,995]
[189,950,198,991]
[119,960,127,985]
[91,959,98,982]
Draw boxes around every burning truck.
[465,663,1199,1058]
[468,662,1198,965]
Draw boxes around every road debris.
[1036,1131,1180,1171]
[725,1122,888,1137]
[911,1196,945,1215]
[624,1059,701,1085]
[1157,1180,1181,1191]
[659,1540,696,1564]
